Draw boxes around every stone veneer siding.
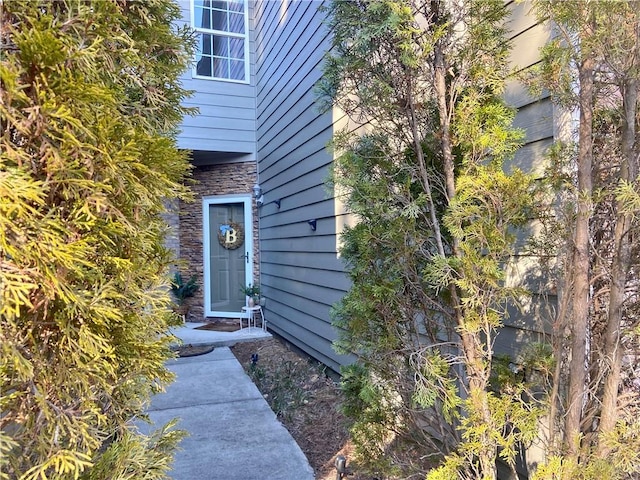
[162,199,180,260]
[178,162,259,320]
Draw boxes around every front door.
[203,195,253,318]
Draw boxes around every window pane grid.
[195,2,244,34]
[192,0,247,81]
[195,32,245,81]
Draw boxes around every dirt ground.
[231,337,369,480]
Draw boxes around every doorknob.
[240,252,249,263]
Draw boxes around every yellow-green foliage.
[322,0,544,478]
[0,1,193,478]
[531,416,640,480]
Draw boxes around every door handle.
[240,252,249,263]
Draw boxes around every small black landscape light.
[308,219,317,231]
[251,353,259,365]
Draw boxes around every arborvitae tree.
[0,1,193,478]
[528,1,640,478]
[319,1,541,478]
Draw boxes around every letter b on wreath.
[218,221,244,250]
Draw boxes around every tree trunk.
[407,91,446,258]
[597,76,638,454]
[549,255,574,453]
[564,41,595,459]
[433,11,498,476]
[462,333,497,479]
[434,42,456,205]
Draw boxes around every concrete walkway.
[144,323,315,480]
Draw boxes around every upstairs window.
[192,0,248,82]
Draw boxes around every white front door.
[203,195,253,318]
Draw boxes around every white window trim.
[190,0,250,83]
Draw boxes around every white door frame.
[202,194,254,318]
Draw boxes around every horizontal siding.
[181,115,254,132]
[507,24,549,73]
[506,0,539,35]
[260,231,339,255]
[496,297,556,355]
[261,261,350,291]
[504,79,544,109]
[182,101,255,119]
[265,308,354,373]
[506,2,551,73]
[259,90,325,161]
[178,137,255,153]
[506,0,555,183]
[506,3,555,252]
[260,115,332,174]
[255,1,316,102]
[255,0,349,372]
[260,251,346,273]
[256,5,326,122]
[175,0,257,155]
[251,0,556,379]
[507,0,554,167]
[260,216,339,242]
[178,138,254,154]
[514,99,554,144]
[511,138,553,176]
[505,3,555,473]
[183,92,256,110]
[504,1,555,329]
[494,325,551,359]
[261,269,344,309]
[179,125,257,143]
[260,129,332,183]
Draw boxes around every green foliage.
[426,454,466,480]
[445,165,535,334]
[410,349,461,424]
[528,0,640,475]
[76,420,186,480]
[329,131,452,474]
[598,417,640,476]
[616,179,640,217]
[459,391,543,468]
[338,364,404,477]
[532,437,639,480]
[170,272,199,305]
[322,0,543,477]
[0,1,193,478]
[247,355,323,423]
[453,95,524,164]
[330,132,449,360]
[240,283,260,298]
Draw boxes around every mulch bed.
[231,337,369,480]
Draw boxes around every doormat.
[195,321,240,332]
[175,344,215,357]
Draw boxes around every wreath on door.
[217,221,244,250]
